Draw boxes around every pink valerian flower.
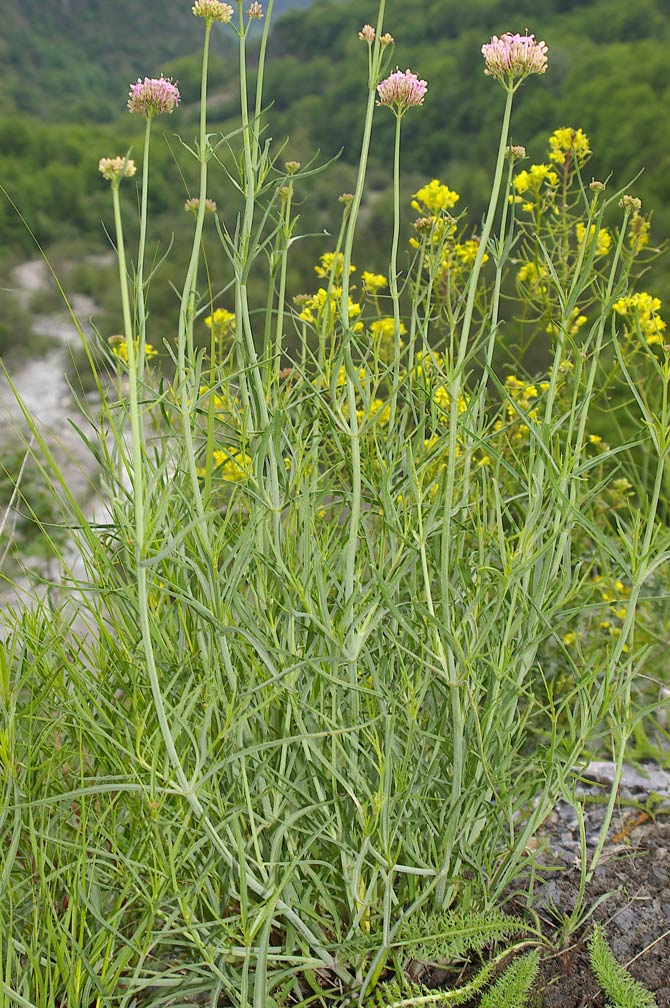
[192,0,234,22]
[128,77,180,117]
[481,33,548,84]
[377,69,428,115]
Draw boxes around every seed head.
[377,69,428,116]
[192,0,234,22]
[505,145,526,159]
[98,156,137,182]
[285,160,301,175]
[619,194,642,213]
[589,180,606,192]
[359,24,375,43]
[247,2,263,20]
[380,32,395,46]
[481,33,548,85]
[128,76,180,117]
[339,193,354,206]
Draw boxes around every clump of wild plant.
[1,4,668,1007]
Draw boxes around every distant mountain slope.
[0,0,313,121]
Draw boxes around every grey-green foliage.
[479,950,540,1008]
[589,925,657,1008]
[395,910,527,964]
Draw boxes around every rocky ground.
[527,761,670,1004]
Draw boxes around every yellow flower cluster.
[412,349,445,383]
[513,164,556,197]
[495,375,548,443]
[516,261,549,296]
[547,127,591,167]
[314,252,355,281]
[356,398,391,426]
[109,336,158,364]
[575,221,612,257]
[205,308,236,342]
[436,238,489,285]
[613,292,666,346]
[433,385,468,416]
[629,211,650,256]
[411,179,460,214]
[212,448,253,482]
[362,271,388,292]
[370,317,407,362]
[545,307,588,338]
[299,287,364,332]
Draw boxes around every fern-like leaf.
[393,909,528,965]
[589,925,657,1008]
[479,950,540,1008]
[369,960,497,1007]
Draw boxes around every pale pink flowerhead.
[128,76,180,117]
[481,33,548,85]
[359,24,375,43]
[192,0,234,22]
[377,69,428,116]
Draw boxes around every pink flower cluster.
[377,69,427,115]
[481,33,548,84]
[127,76,180,118]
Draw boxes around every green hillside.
[0,0,311,121]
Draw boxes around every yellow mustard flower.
[362,271,388,292]
[356,398,391,426]
[547,127,591,167]
[299,287,363,332]
[212,448,253,482]
[411,179,460,214]
[370,317,407,362]
[108,336,158,363]
[513,164,559,196]
[314,251,356,281]
[576,221,612,257]
[629,212,650,256]
[613,292,666,346]
[562,631,577,647]
[546,307,588,338]
[517,261,549,295]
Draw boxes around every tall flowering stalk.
[338,6,388,764]
[436,33,550,908]
[377,68,428,427]
[127,77,180,382]
[235,0,283,546]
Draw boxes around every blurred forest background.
[0,0,667,362]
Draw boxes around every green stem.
[177,20,213,529]
[388,112,403,429]
[136,116,153,384]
